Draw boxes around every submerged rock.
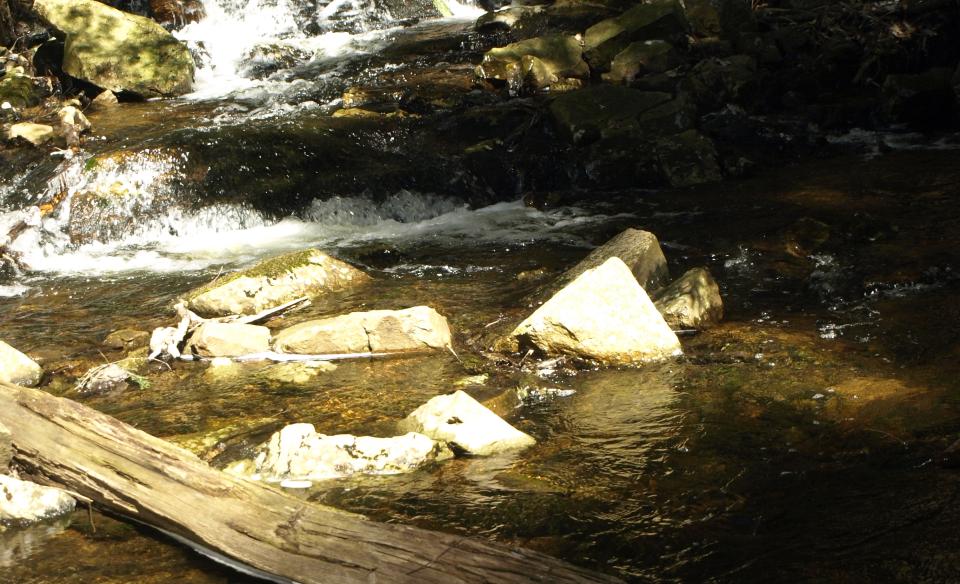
[582,0,689,71]
[33,0,194,98]
[399,390,536,455]
[652,267,724,330]
[477,34,589,94]
[184,322,272,358]
[274,306,452,355]
[103,329,150,352]
[0,475,76,524]
[185,249,370,317]
[880,68,957,129]
[0,340,42,387]
[505,257,681,365]
[248,423,453,482]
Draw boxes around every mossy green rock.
[602,40,680,84]
[655,130,722,188]
[477,35,589,94]
[185,249,371,317]
[583,0,689,72]
[548,85,672,144]
[0,75,45,109]
[33,0,194,97]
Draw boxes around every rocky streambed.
[1,0,960,582]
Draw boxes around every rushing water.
[2,2,960,583]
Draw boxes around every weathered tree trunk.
[0,381,620,584]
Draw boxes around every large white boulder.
[0,340,42,387]
[250,423,452,482]
[507,257,681,365]
[274,306,452,354]
[185,249,371,317]
[399,390,536,456]
[653,267,724,330]
[184,322,272,358]
[0,475,76,523]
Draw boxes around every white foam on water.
[177,0,483,100]
[7,195,624,276]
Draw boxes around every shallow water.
[2,147,960,583]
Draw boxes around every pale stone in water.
[508,257,681,364]
[274,306,452,355]
[185,249,370,317]
[0,340,42,387]
[184,322,271,358]
[6,122,54,146]
[399,390,536,456]
[653,267,724,330]
[252,423,453,482]
[560,228,671,294]
[0,475,76,523]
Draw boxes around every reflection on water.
[0,516,70,569]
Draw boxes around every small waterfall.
[175,0,483,99]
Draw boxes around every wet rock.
[549,85,673,144]
[506,257,682,364]
[880,68,956,129]
[239,44,313,80]
[184,322,272,358]
[476,34,589,94]
[399,390,536,455]
[6,122,54,146]
[90,89,119,109]
[149,0,205,30]
[558,228,670,294]
[655,129,722,187]
[185,249,371,317]
[652,267,724,330]
[33,0,194,98]
[475,6,548,40]
[0,339,42,387]
[582,0,689,72]
[783,217,831,257]
[57,102,90,148]
[602,40,680,84]
[686,55,758,111]
[264,361,337,384]
[0,475,76,524]
[103,329,150,352]
[274,306,452,355]
[247,423,453,482]
[684,0,721,37]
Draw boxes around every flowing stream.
[1,2,960,583]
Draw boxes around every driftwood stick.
[0,381,620,584]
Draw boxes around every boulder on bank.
[505,257,682,365]
[184,249,371,317]
[582,0,689,71]
[103,328,151,352]
[653,267,724,330]
[0,474,76,524]
[33,0,194,98]
[273,306,452,355]
[0,340,42,387]
[249,423,452,482]
[184,322,272,358]
[399,390,536,455]
[477,34,589,94]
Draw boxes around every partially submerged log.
[0,381,620,584]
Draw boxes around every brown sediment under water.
[1,149,960,583]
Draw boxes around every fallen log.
[0,381,620,584]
